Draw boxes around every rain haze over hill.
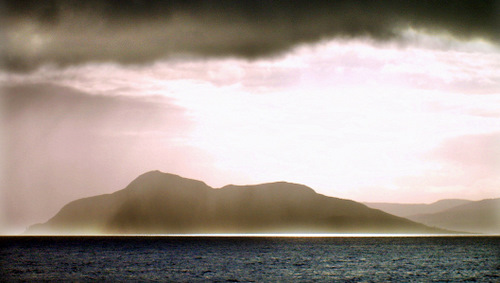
[27,171,449,235]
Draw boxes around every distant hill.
[407,198,500,234]
[364,199,472,217]
[27,171,451,235]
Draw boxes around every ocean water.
[1,236,498,282]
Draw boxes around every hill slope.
[27,171,449,234]
[407,198,500,234]
[364,199,472,217]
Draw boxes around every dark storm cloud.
[2,0,499,71]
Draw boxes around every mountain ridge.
[407,198,500,234]
[27,171,452,235]
[364,199,473,217]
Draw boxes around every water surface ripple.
[1,236,498,282]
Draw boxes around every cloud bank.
[2,0,499,71]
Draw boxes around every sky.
[1,0,499,233]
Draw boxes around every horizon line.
[3,233,497,237]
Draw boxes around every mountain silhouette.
[27,171,450,234]
[364,199,473,217]
[407,198,500,234]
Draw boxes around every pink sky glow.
[1,30,500,233]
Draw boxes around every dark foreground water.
[1,236,499,282]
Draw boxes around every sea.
[1,235,498,282]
